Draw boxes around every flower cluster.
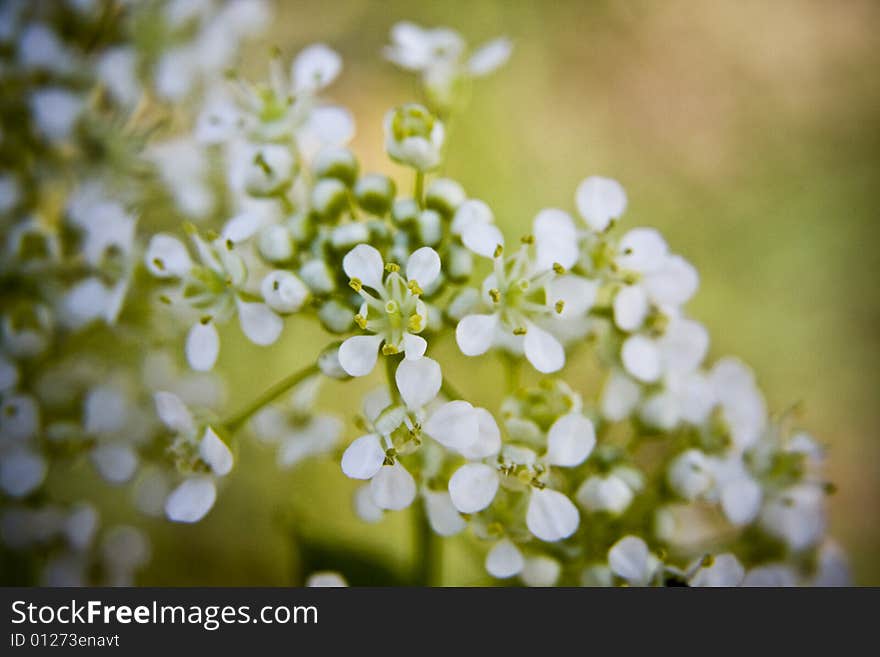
[0,6,848,587]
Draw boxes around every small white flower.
[759,484,825,551]
[576,474,634,515]
[667,449,713,501]
[292,44,342,94]
[261,271,309,314]
[338,244,440,377]
[384,104,445,171]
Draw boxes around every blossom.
[337,244,440,377]
[383,104,445,171]
[154,392,233,523]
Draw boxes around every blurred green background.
[84,0,880,585]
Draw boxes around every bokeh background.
[56,0,880,585]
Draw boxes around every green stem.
[413,501,441,586]
[222,363,320,434]
[414,170,425,209]
[384,353,403,404]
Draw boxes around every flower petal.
[199,427,233,476]
[449,463,499,513]
[546,275,598,318]
[292,43,342,93]
[338,334,384,377]
[461,222,504,258]
[617,228,668,274]
[153,391,195,435]
[467,37,513,76]
[370,462,416,510]
[485,538,524,579]
[396,357,441,410]
[261,271,309,314]
[0,448,46,497]
[526,488,579,542]
[720,477,763,526]
[523,323,565,373]
[533,208,578,271]
[608,535,651,584]
[424,490,466,537]
[460,407,501,459]
[545,413,596,467]
[165,477,216,523]
[406,246,441,289]
[236,300,283,346]
[613,284,649,332]
[91,443,138,484]
[456,313,498,356]
[424,401,479,452]
[575,176,626,232]
[621,335,661,383]
[186,321,219,372]
[402,333,427,360]
[341,434,385,480]
[343,244,384,291]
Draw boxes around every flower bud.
[391,198,419,226]
[318,343,351,381]
[311,178,348,219]
[318,299,354,334]
[330,222,369,250]
[261,271,309,314]
[312,147,359,186]
[299,259,335,294]
[426,178,466,217]
[417,209,442,246]
[354,174,395,216]
[383,103,445,171]
[257,224,294,263]
[243,144,297,197]
[2,303,53,358]
[445,243,473,282]
[287,211,316,244]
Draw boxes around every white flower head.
[338,244,440,377]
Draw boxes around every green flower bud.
[417,209,443,246]
[426,178,466,217]
[354,174,396,216]
[311,178,348,219]
[384,103,445,171]
[287,210,316,244]
[300,259,335,294]
[312,147,359,186]
[391,198,420,226]
[318,342,352,380]
[330,222,369,250]
[257,224,294,263]
[446,243,474,282]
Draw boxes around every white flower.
[384,104,445,171]
[688,553,745,587]
[292,44,342,94]
[485,538,524,579]
[710,357,767,450]
[759,484,825,551]
[575,176,627,232]
[608,535,660,586]
[338,244,440,377]
[576,474,634,515]
[667,449,713,501]
[455,228,588,373]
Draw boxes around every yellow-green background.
[84,0,880,585]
